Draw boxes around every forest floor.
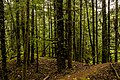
[0,57,120,80]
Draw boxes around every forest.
[0,0,120,80]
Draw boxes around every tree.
[65,0,68,61]
[91,0,95,65]
[35,4,39,72]
[16,0,21,66]
[23,0,28,79]
[73,0,77,60]
[0,0,8,79]
[102,0,107,63]
[56,0,66,72]
[108,0,110,62]
[21,0,25,52]
[96,0,99,64]
[115,0,118,62]
[79,0,82,62]
[53,0,57,57]
[27,0,30,65]
[50,0,53,57]
[85,0,92,53]
[31,0,35,63]
[67,0,72,68]
[42,1,46,57]
[48,2,51,57]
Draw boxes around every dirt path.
[59,63,110,80]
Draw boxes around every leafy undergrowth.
[0,58,120,80]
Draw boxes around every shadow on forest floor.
[0,57,120,80]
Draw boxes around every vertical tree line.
[0,0,120,79]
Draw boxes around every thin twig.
[43,75,50,80]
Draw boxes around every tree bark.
[53,0,57,57]
[35,5,39,72]
[96,0,99,64]
[16,0,21,66]
[79,0,82,62]
[31,0,35,63]
[56,0,66,72]
[73,0,77,61]
[0,0,8,79]
[67,0,72,68]
[92,0,95,65]
[102,0,107,63]
[42,1,46,57]
[108,0,111,62]
[115,0,118,62]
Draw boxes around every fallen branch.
[110,63,120,79]
[43,75,50,80]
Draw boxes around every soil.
[0,57,120,80]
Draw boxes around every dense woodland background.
[0,0,120,80]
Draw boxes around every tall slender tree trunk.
[50,1,53,57]
[56,0,66,72]
[79,0,82,62]
[102,0,107,63]
[65,0,68,60]
[31,0,35,63]
[23,0,28,79]
[67,0,72,68]
[0,0,8,79]
[73,0,77,61]
[35,5,39,72]
[85,0,92,49]
[53,0,57,57]
[26,0,30,65]
[115,0,118,62]
[92,0,95,65]
[42,1,46,57]
[82,9,85,63]
[48,3,51,57]
[108,0,110,62]
[96,0,99,64]
[21,2,25,52]
[16,0,21,66]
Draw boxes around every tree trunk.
[0,0,8,79]
[53,0,57,57]
[85,0,92,49]
[23,0,28,79]
[35,5,39,72]
[73,0,77,61]
[26,0,30,65]
[102,0,107,63]
[65,0,68,60]
[79,0,82,62]
[42,1,46,57]
[96,0,99,64]
[67,0,72,68]
[92,0,95,65]
[115,0,118,62]
[48,3,51,57]
[50,1,53,57]
[108,0,110,62]
[31,0,35,63]
[16,0,21,66]
[56,0,66,72]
